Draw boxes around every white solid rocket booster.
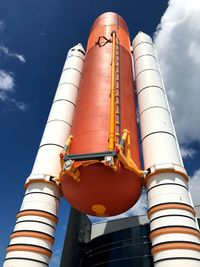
[4,44,85,267]
[132,32,200,267]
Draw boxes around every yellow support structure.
[108,31,117,150]
[115,129,143,177]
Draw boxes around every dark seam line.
[47,119,72,127]
[139,106,169,117]
[150,214,195,223]
[152,240,200,248]
[137,85,165,96]
[8,243,52,253]
[84,235,150,255]
[4,257,48,265]
[58,82,79,90]
[85,244,152,257]
[17,209,58,220]
[134,54,156,64]
[85,241,152,258]
[63,67,82,75]
[25,191,60,201]
[12,229,55,239]
[142,131,175,142]
[136,68,159,79]
[71,48,85,55]
[147,183,188,193]
[148,202,194,213]
[155,257,200,264]
[15,220,56,229]
[67,55,84,61]
[78,49,85,55]
[133,41,154,52]
[39,143,64,149]
[150,225,199,234]
[53,99,76,107]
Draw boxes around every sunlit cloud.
[180,146,197,159]
[189,169,200,205]
[0,44,26,63]
[154,0,200,145]
[10,98,28,111]
[0,69,28,111]
[0,70,14,91]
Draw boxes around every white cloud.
[0,44,26,63]
[15,53,26,63]
[0,70,14,91]
[0,23,27,111]
[189,169,200,205]
[0,91,6,101]
[0,69,28,111]
[129,190,148,215]
[180,146,197,159]
[0,20,5,31]
[108,190,147,220]
[154,0,200,144]
[10,98,28,111]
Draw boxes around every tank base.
[61,163,142,217]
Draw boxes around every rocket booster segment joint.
[25,174,61,189]
[143,163,189,186]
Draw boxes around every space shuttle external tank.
[60,13,143,217]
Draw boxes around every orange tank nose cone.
[61,164,142,217]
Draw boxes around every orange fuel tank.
[61,12,142,217]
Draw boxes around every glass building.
[61,206,200,267]
[82,224,153,266]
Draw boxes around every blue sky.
[1,1,200,266]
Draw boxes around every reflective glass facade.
[61,207,200,267]
[81,224,153,267]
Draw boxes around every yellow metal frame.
[59,135,73,170]
[108,31,116,150]
[59,129,143,183]
[115,129,143,177]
